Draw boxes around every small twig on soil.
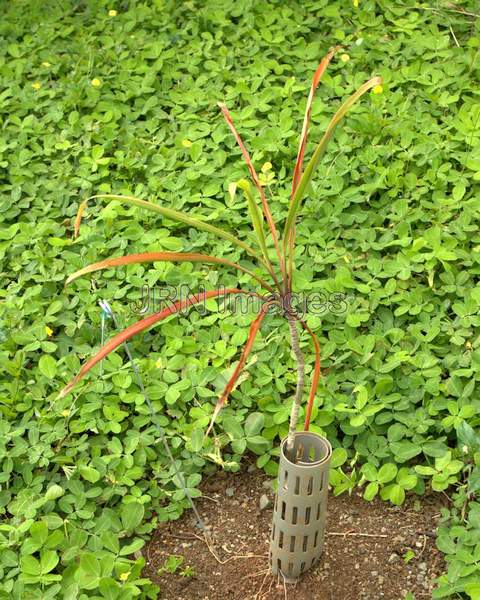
[249,567,270,579]
[254,569,270,600]
[167,533,200,541]
[201,494,220,504]
[263,575,274,599]
[327,531,388,538]
[190,531,266,565]
[417,534,428,559]
[415,530,436,539]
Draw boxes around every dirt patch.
[144,465,446,600]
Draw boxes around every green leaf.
[364,481,379,501]
[458,421,480,452]
[415,465,436,476]
[244,412,265,437]
[44,484,64,501]
[223,417,244,440]
[465,584,480,600]
[382,483,405,505]
[119,538,145,556]
[101,531,120,554]
[190,427,204,452]
[436,534,456,555]
[361,463,378,482]
[350,414,366,427]
[30,521,48,545]
[378,463,398,484]
[40,550,59,574]
[79,466,101,483]
[330,448,348,468]
[397,469,417,490]
[21,555,41,576]
[121,502,144,532]
[246,435,270,454]
[98,578,121,600]
[76,553,101,589]
[38,355,57,379]
[236,180,272,270]
[355,385,368,409]
[391,441,422,462]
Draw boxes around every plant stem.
[286,315,305,459]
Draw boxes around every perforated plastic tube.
[270,432,332,580]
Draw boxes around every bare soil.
[144,464,446,600]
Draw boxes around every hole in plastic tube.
[277,559,282,572]
[303,535,308,552]
[290,536,295,552]
[294,476,300,495]
[305,507,311,525]
[292,506,298,524]
[314,530,318,548]
[307,477,313,495]
[279,531,284,548]
[300,561,306,572]
[317,502,321,520]
[283,470,288,491]
[281,501,286,520]
[272,524,275,540]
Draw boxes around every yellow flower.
[155,357,163,369]
[31,81,41,90]
[353,0,359,6]
[108,9,117,16]
[261,161,272,173]
[340,54,350,63]
[182,139,192,147]
[41,61,51,68]
[61,410,70,417]
[372,84,383,94]
[45,325,54,336]
[91,78,101,87]
[119,572,130,582]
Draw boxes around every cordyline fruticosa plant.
[59,48,381,461]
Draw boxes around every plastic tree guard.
[270,432,332,580]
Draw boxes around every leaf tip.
[74,200,88,239]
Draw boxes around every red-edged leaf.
[291,47,338,197]
[58,289,245,399]
[206,302,272,435]
[218,103,286,285]
[284,75,382,292]
[299,319,321,431]
[287,48,338,290]
[65,252,274,292]
[72,194,260,260]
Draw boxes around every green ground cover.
[1,0,480,597]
